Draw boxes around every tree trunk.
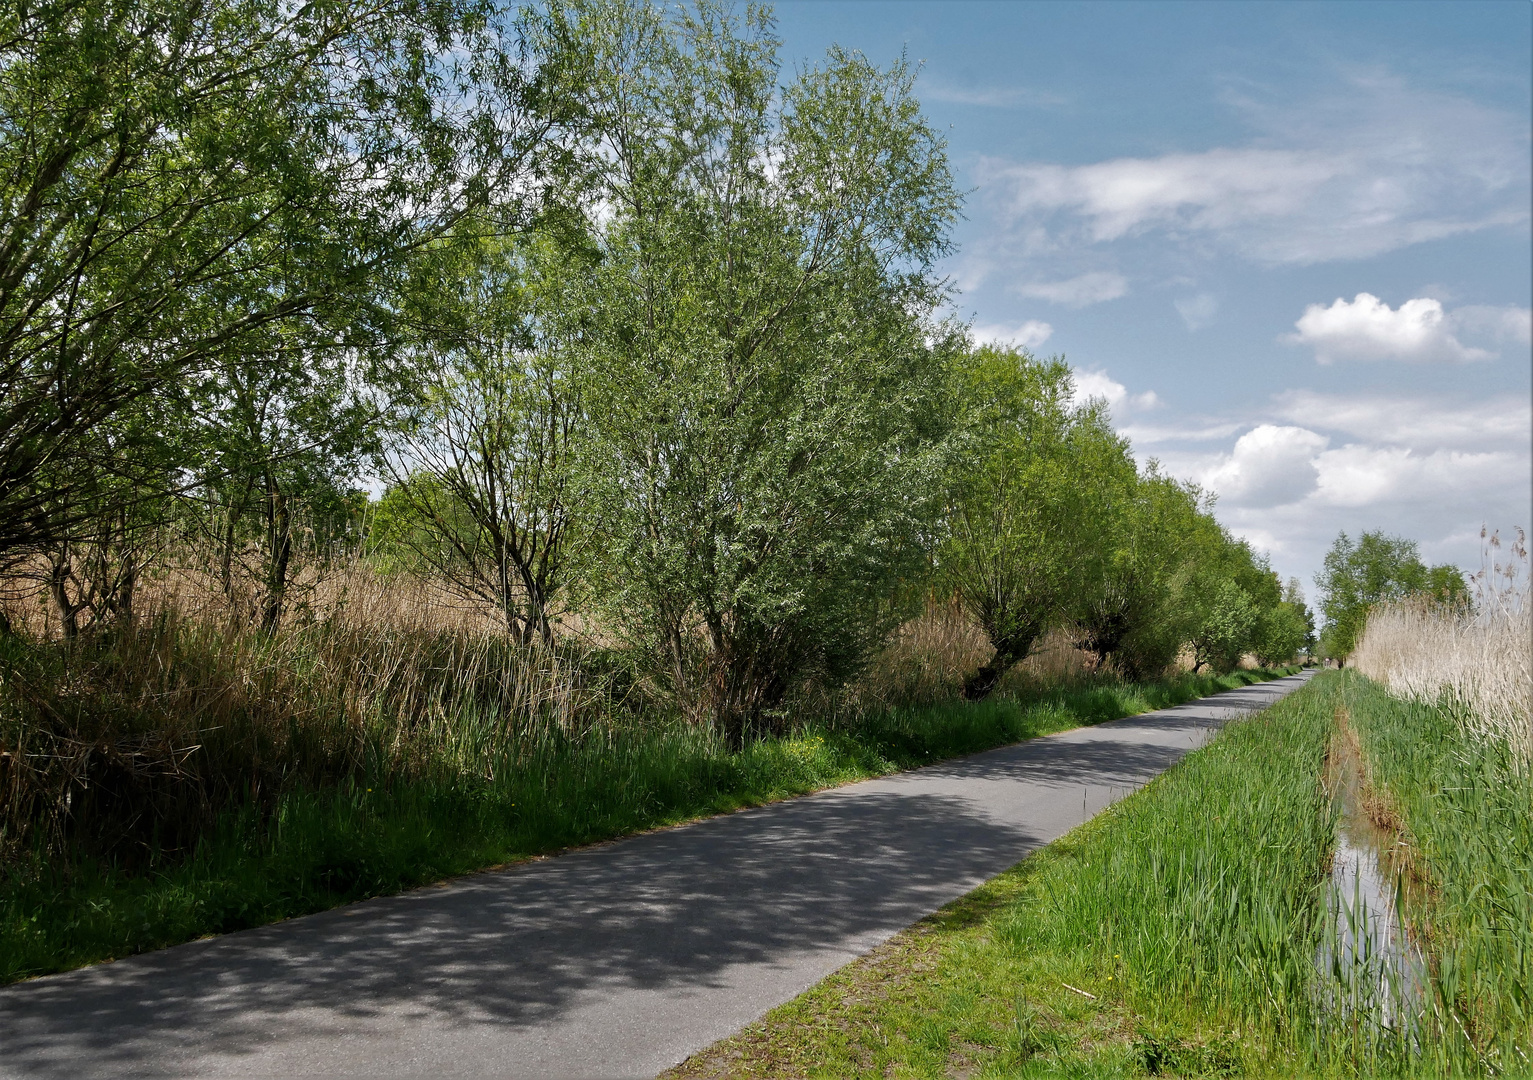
[261,482,292,634]
[48,548,83,639]
[962,632,1037,700]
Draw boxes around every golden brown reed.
[843,594,1093,710]
[1352,535,1531,767]
[0,557,1095,862]
[0,559,599,863]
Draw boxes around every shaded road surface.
[0,672,1314,1079]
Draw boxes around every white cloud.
[1119,420,1244,446]
[1069,368,1159,416]
[920,78,1068,109]
[1155,434,1529,580]
[1146,390,1531,588]
[1013,271,1127,308]
[1201,425,1330,508]
[1175,293,1219,331]
[1272,390,1531,450]
[1312,445,1521,508]
[1285,293,1491,364]
[997,148,1341,243]
[974,75,1529,269]
[971,320,1054,350]
[1450,304,1533,346]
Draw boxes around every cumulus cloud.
[971,320,1054,350]
[1312,445,1522,509]
[1013,271,1128,307]
[1175,293,1219,331]
[1201,425,1330,508]
[1148,389,1531,587]
[972,75,1529,270]
[1070,369,1159,416]
[1285,293,1492,364]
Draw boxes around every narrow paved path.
[0,671,1314,1079]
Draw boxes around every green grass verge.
[669,669,1339,1080]
[1343,670,1533,1074]
[0,667,1292,985]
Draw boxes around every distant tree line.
[0,0,1317,738]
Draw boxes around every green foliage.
[1315,531,1464,659]
[1165,516,1283,675]
[367,476,478,575]
[1189,578,1259,674]
[942,346,1135,697]
[1254,600,1315,667]
[378,226,588,641]
[0,0,550,558]
[568,1,962,737]
[1081,465,1208,680]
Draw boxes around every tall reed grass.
[0,561,607,866]
[1351,527,1531,766]
[1345,530,1532,1070]
[2,554,1293,983]
[1015,673,1336,1042]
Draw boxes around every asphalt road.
[0,670,1315,1079]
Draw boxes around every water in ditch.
[1317,729,1428,1038]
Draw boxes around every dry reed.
[1352,528,1531,766]
[841,594,1094,709]
[0,558,606,864]
[1,556,1105,865]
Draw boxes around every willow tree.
[942,347,1131,699]
[1071,464,1206,678]
[377,228,591,645]
[565,0,962,738]
[0,0,566,564]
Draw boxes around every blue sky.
[774,0,1533,593]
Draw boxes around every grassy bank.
[1344,671,1532,1073]
[0,654,1288,985]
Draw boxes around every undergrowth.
[0,652,1289,984]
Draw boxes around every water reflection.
[1317,731,1427,1036]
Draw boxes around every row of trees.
[1,0,1313,738]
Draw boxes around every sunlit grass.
[1344,671,1533,1074]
